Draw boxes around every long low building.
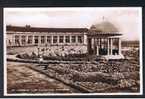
[122,40,139,49]
[6,25,87,46]
[6,21,124,59]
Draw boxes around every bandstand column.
[96,38,99,55]
[107,38,110,55]
[110,38,113,55]
[100,38,102,49]
[92,38,94,50]
[118,38,121,55]
[93,38,96,54]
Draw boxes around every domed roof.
[90,21,119,33]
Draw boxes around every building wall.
[6,33,13,47]
[6,31,88,55]
[121,41,139,49]
[7,32,87,46]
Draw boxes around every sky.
[4,7,142,41]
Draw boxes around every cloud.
[4,7,141,40]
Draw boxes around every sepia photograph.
[4,7,142,96]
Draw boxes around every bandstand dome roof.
[90,21,119,33]
[88,21,122,36]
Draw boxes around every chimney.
[25,25,31,28]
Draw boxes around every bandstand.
[87,21,124,59]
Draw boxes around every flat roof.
[6,25,122,36]
[6,25,88,33]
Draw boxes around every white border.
[3,7,143,96]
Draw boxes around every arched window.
[78,36,83,43]
[34,36,39,44]
[15,35,20,45]
[53,36,58,43]
[71,36,76,43]
[41,36,45,44]
[65,36,70,43]
[59,36,64,43]
[47,36,51,43]
[28,36,33,44]
[21,35,26,45]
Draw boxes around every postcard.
[4,7,142,96]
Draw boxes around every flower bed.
[28,59,140,93]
